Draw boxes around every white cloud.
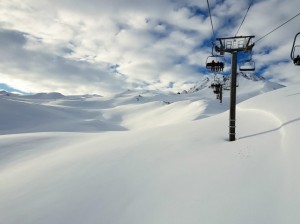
[262,62,300,86]
[0,0,299,95]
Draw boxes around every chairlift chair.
[239,51,255,71]
[291,32,300,66]
[292,47,300,65]
[206,43,226,72]
[239,60,255,71]
[222,76,230,90]
[206,55,225,72]
[211,83,221,94]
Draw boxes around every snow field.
[0,79,299,224]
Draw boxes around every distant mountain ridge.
[0,73,286,135]
[239,72,265,81]
[184,73,284,94]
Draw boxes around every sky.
[0,0,300,95]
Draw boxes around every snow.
[0,75,299,224]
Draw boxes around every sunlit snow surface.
[0,76,299,224]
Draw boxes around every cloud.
[0,29,127,95]
[0,0,299,94]
[262,62,300,86]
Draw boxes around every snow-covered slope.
[1,79,299,224]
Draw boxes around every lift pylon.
[215,35,255,141]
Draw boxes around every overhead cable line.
[207,0,216,41]
[255,10,300,44]
[235,0,254,36]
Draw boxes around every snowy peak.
[26,92,65,99]
[183,73,283,95]
[186,76,210,93]
[0,90,10,96]
[239,72,265,81]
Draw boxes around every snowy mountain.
[1,77,299,224]
[0,75,283,134]
[186,73,283,94]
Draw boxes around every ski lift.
[210,75,220,85]
[239,53,255,71]
[211,82,223,102]
[210,75,221,93]
[223,77,230,90]
[213,83,221,94]
[206,43,225,72]
[211,82,221,94]
[291,32,300,66]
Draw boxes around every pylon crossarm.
[215,36,255,53]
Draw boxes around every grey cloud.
[0,29,26,47]
[0,28,128,95]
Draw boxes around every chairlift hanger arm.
[210,42,218,56]
[245,38,255,51]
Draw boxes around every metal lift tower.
[215,35,255,141]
